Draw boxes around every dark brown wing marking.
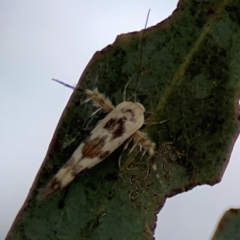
[103,118,117,130]
[82,136,107,158]
[111,118,125,139]
[103,117,126,140]
[121,108,135,121]
[103,106,137,140]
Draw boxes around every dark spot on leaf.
[108,191,114,200]
[58,199,65,209]
[104,172,119,181]
[205,8,215,16]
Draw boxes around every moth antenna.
[134,9,151,103]
[52,78,86,94]
[52,79,114,112]
[52,78,77,90]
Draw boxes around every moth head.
[135,102,145,112]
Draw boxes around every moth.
[38,85,156,199]
[38,10,155,200]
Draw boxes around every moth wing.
[70,101,145,175]
[38,102,145,200]
[98,101,145,154]
[37,144,85,200]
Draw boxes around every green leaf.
[211,208,240,240]
[6,0,240,239]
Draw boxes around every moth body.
[40,11,155,200]
[38,101,145,199]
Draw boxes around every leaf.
[6,0,240,239]
[211,208,240,240]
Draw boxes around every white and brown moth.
[38,10,154,200]
[38,86,156,199]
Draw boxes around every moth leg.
[144,119,167,126]
[132,130,156,157]
[123,80,130,101]
[81,115,97,131]
[120,131,156,163]
[118,128,156,168]
[118,136,134,168]
[88,107,102,118]
[81,88,115,113]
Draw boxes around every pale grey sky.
[1,1,240,239]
